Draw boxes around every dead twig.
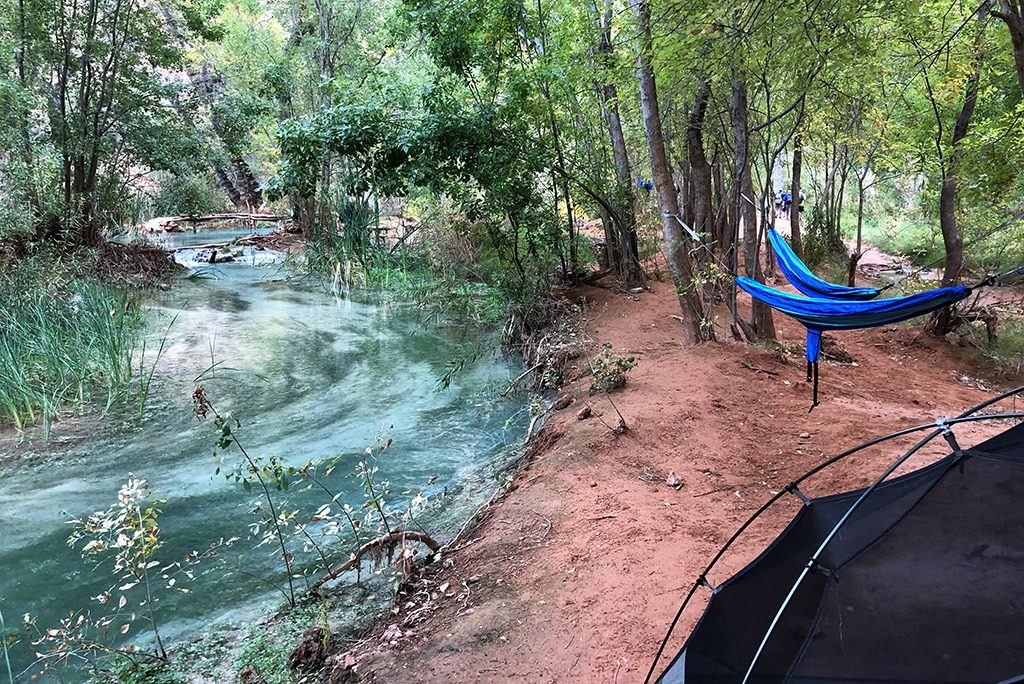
[500,363,543,397]
[693,485,739,498]
[741,362,779,376]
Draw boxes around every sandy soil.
[337,253,1021,683]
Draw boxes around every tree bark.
[630,0,707,344]
[932,5,988,333]
[599,79,643,285]
[993,0,1024,95]
[686,76,714,247]
[732,65,776,341]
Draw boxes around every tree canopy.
[2,0,1022,330]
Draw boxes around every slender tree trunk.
[932,5,988,333]
[732,64,776,341]
[790,131,803,257]
[713,157,730,252]
[686,76,714,245]
[994,0,1024,95]
[630,0,707,344]
[593,2,643,285]
[600,82,644,285]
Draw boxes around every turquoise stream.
[0,234,528,681]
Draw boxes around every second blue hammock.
[767,228,881,300]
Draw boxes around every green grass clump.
[233,630,292,683]
[0,261,144,432]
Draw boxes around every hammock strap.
[810,363,820,413]
[661,213,735,275]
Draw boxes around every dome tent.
[648,389,1024,684]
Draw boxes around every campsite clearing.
[343,274,1018,683]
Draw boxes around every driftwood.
[314,531,440,589]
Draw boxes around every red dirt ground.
[339,254,1021,683]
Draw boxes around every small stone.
[590,481,598,487]
[799,432,811,439]
[666,471,683,489]
[552,395,572,411]
[630,287,644,294]
[576,406,592,420]
[466,575,481,584]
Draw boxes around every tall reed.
[0,272,144,431]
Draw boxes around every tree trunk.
[994,0,1024,95]
[931,5,988,333]
[214,164,244,208]
[630,0,707,344]
[790,131,803,257]
[732,65,775,341]
[686,76,714,246]
[599,80,644,285]
[713,158,730,253]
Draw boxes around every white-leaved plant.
[27,475,197,679]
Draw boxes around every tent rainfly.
[648,388,1024,684]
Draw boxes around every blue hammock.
[737,276,971,408]
[736,276,970,362]
[767,228,881,300]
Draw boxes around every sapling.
[27,475,196,679]
[193,385,298,606]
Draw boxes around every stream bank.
[0,229,536,683]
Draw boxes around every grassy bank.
[0,246,171,434]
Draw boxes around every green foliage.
[28,476,199,677]
[153,175,220,218]
[801,205,846,271]
[112,658,186,684]
[587,343,636,395]
[0,0,214,244]
[968,312,1024,379]
[170,631,231,681]
[233,630,290,684]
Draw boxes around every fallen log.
[161,213,288,223]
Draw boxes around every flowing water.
[0,231,529,681]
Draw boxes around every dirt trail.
[344,272,1016,684]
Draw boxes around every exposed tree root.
[314,531,440,590]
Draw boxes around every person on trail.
[774,190,784,217]
[783,192,793,219]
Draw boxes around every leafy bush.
[588,343,637,395]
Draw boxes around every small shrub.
[152,174,219,218]
[588,343,636,395]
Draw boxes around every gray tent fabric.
[656,421,1024,684]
